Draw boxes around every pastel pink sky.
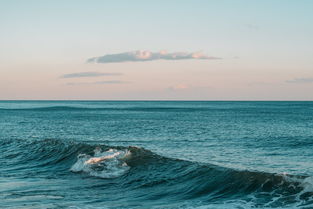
[1,0,312,100]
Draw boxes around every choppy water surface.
[0,101,313,208]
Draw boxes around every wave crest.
[70,148,130,178]
[1,138,313,207]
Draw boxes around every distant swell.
[0,106,207,112]
[1,138,313,208]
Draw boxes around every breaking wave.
[1,138,313,208]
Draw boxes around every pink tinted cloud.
[87,50,221,63]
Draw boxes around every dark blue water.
[1,101,313,209]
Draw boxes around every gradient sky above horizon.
[1,0,313,100]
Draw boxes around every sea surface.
[0,101,313,209]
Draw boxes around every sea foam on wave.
[70,147,130,178]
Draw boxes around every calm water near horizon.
[1,101,313,208]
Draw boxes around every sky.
[0,0,312,100]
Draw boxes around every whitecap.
[70,147,130,178]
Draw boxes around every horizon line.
[1,99,313,102]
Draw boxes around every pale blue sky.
[0,0,312,100]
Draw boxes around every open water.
[0,101,313,208]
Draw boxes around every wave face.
[1,101,313,208]
[1,138,313,209]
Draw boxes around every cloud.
[87,50,221,63]
[67,80,129,85]
[167,84,189,91]
[61,72,122,78]
[286,78,313,84]
[247,82,273,86]
[94,80,129,84]
[244,24,259,30]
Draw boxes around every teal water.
[0,101,313,208]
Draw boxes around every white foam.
[70,147,130,178]
[300,176,313,193]
[183,201,298,209]
[282,174,313,193]
[181,175,313,209]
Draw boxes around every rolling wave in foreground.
[1,101,313,208]
[1,138,313,209]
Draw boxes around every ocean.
[0,101,313,209]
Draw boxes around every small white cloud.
[286,78,313,84]
[61,72,122,78]
[67,80,129,85]
[168,84,189,91]
[245,24,259,30]
[87,50,221,63]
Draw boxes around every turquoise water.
[0,101,313,208]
